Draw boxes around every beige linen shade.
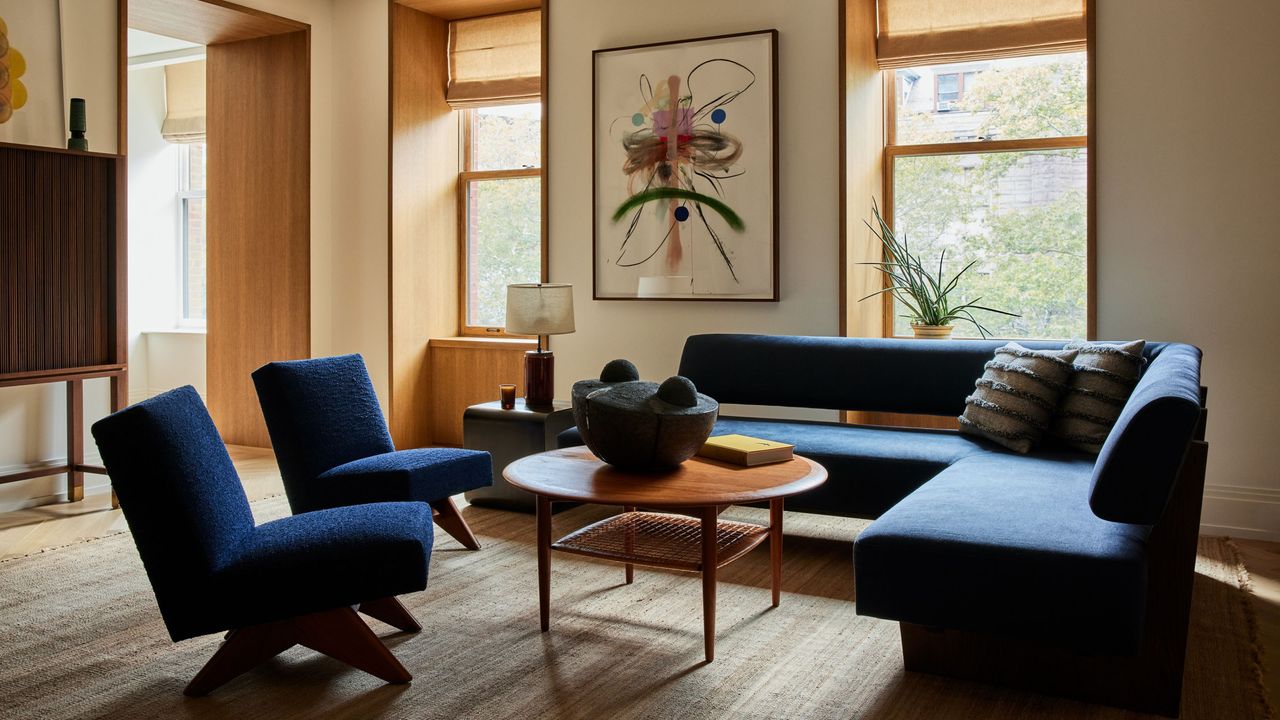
[447,10,541,107]
[162,60,206,143]
[505,283,574,336]
[876,0,1086,68]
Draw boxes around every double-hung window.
[178,141,207,326]
[447,9,543,335]
[877,0,1090,340]
[458,103,542,334]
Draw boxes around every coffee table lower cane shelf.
[537,496,787,663]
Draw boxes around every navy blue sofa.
[559,334,1207,716]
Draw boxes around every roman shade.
[876,0,1087,68]
[162,60,206,144]
[447,10,541,107]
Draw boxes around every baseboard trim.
[0,454,109,512]
[1200,484,1280,542]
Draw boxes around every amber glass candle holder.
[499,384,517,410]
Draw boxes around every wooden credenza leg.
[108,375,126,509]
[66,380,84,502]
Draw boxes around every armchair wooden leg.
[184,620,300,696]
[359,597,422,633]
[295,608,412,685]
[183,606,413,697]
[430,497,481,550]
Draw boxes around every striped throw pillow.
[1051,340,1147,453]
[958,343,1079,453]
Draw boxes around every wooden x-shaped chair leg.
[430,497,481,550]
[184,600,418,696]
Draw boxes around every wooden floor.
[1,446,1277,711]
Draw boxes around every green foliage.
[861,200,1019,338]
[469,176,541,327]
[963,59,1087,140]
[467,106,543,327]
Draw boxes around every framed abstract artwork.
[0,0,64,149]
[593,30,778,301]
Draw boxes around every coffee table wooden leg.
[537,495,552,632]
[701,506,718,663]
[770,498,783,608]
[623,505,635,584]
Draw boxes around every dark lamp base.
[525,351,555,408]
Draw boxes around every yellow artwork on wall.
[0,16,31,124]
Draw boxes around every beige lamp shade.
[506,283,575,336]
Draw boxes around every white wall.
[1097,0,1280,539]
[548,0,841,408]
[127,65,181,402]
[59,0,119,154]
[328,0,390,400]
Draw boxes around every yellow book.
[698,434,795,467]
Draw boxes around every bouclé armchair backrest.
[90,386,255,638]
[251,354,396,503]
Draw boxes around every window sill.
[430,336,536,350]
[143,328,207,336]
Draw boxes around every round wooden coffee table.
[503,446,827,662]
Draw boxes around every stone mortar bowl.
[571,359,719,471]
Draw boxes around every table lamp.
[505,283,575,408]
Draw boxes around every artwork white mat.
[0,0,64,148]
[593,31,777,300]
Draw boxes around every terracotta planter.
[911,324,954,339]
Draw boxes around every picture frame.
[0,0,65,149]
[592,29,778,301]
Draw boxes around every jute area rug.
[0,498,1271,720]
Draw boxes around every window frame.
[881,58,1090,340]
[177,142,207,329]
[456,105,544,337]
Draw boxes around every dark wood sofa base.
[901,622,1182,717]
[899,435,1209,719]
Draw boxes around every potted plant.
[859,201,1019,339]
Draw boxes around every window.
[886,52,1088,339]
[459,102,542,334]
[178,141,207,325]
[935,72,961,111]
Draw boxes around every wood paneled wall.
[0,145,122,376]
[396,0,538,20]
[841,0,884,341]
[428,339,531,446]
[206,30,311,447]
[388,3,540,448]
[129,0,308,45]
[388,4,459,449]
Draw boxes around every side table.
[463,399,575,511]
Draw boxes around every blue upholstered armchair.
[252,354,493,550]
[91,386,432,696]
